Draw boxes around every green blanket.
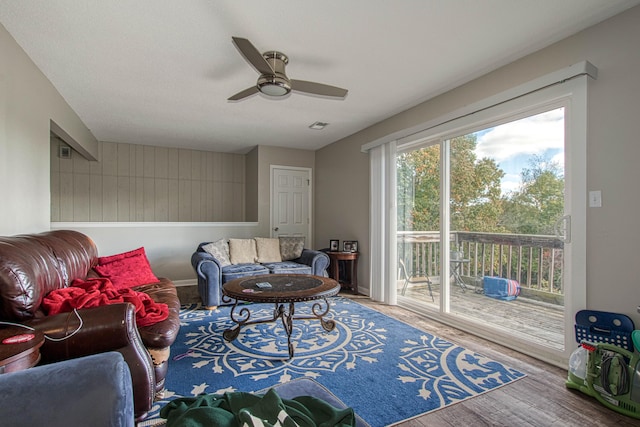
[160,388,356,427]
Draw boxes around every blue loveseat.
[191,237,330,308]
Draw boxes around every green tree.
[450,136,505,232]
[397,145,440,231]
[500,155,564,235]
[397,134,505,232]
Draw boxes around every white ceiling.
[1,1,639,154]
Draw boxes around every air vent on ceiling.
[309,122,328,130]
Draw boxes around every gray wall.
[315,5,640,324]
[0,23,98,235]
[315,138,370,289]
[245,147,259,222]
[51,139,245,222]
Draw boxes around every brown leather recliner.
[0,230,181,421]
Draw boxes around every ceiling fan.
[228,37,348,101]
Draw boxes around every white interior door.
[271,166,311,244]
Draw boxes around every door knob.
[274,227,279,231]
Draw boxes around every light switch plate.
[589,190,602,207]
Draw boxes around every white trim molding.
[361,61,597,153]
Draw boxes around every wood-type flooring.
[348,295,637,427]
[176,285,637,426]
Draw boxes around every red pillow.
[94,247,159,289]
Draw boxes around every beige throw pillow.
[255,237,283,263]
[202,239,231,267]
[229,238,258,264]
[279,236,305,261]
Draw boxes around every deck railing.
[397,230,564,295]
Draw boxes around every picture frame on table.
[343,240,358,252]
[329,239,340,251]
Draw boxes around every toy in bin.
[566,309,640,418]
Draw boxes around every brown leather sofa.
[0,230,181,421]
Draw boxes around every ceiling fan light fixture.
[257,75,291,97]
[229,37,348,101]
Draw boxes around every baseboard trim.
[173,279,197,287]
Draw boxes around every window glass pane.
[397,144,441,307]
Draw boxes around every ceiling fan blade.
[290,79,348,98]
[228,86,259,101]
[232,37,274,75]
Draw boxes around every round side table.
[326,251,359,294]
[0,327,45,374]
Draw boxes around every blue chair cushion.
[0,352,134,427]
[222,263,269,282]
[261,261,312,275]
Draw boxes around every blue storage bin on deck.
[483,276,521,301]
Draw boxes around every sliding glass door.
[447,108,566,350]
[367,67,593,365]
[396,98,583,365]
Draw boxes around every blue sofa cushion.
[262,261,312,275]
[222,263,269,282]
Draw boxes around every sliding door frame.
[377,65,594,367]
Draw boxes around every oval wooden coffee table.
[222,274,340,358]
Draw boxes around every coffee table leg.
[224,298,336,359]
[223,300,253,342]
[312,298,336,332]
[277,302,296,359]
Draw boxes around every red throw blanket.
[43,277,169,327]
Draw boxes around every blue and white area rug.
[141,297,525,426]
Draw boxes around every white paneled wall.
[51,139,245,222]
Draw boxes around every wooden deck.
[400,281,565,350]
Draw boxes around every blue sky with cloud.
[473,107,564,195]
